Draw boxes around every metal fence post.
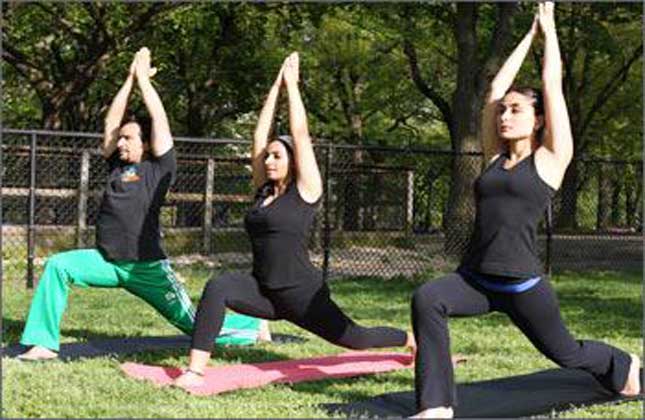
[76,150,90,248]
[27,133,37,288]
[4,128,645,283]
[406,169,414,232]
[322,143,333,282]
[0,130,4,287]
[203,157,215,255]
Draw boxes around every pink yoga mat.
[121,351,413,396]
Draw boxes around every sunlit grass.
[2,268,641,418]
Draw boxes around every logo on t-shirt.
[121,165,140,183]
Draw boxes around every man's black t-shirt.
[96,148,176,261]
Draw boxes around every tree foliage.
[2,2,641,234]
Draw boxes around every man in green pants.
[19,48,268,360]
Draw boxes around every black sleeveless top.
[244,181,321,289]
[459,153,555,278]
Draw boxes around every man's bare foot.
[410,406,454,418]
[17,346,58,361]
[621,353,641,396]
[172,369,205,389]
[258,320,272,342]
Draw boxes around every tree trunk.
[596,162,611,230]
[342,149,364,231]
[400,3,517,255]
[442,3,482,257]
[187,88,206,137]
[556,161,579,230]
[424,168,439,233]
[625,169,638,228]
[338,69,365,231]
[43,109,63,130]
[363,172,379,231]
[610,166,624,227]
[636,169,643,231]
[442,150,480,256]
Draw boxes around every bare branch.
[402,39,452,127]
[34,3,85,42]
[579,43,642,142]
[1,41,42,75]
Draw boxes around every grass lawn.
[2,266,642,418]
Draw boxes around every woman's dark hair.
[267,134,296,168]
[506,85,543,115]
[505,85,545,142]
[121,111,152,144]
[272,134,295,156]
[255,134,296,202]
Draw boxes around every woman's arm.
[252,62,285,189]
[534,1,574,190]
[481,17,538,164]
[283,52,322,203]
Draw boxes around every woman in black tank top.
[412,4,640,418]
[173,52,414,388]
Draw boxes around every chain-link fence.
[1,129,642,287]
[549,158,643,271]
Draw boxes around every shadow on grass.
[119,342,298,367]
[3,317,308,364]
[289,370,414,403]
[2,317,126,345]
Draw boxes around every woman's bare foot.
[172,369,205,389]
[258,320,272,342]
[17,346,58,361]
[621,353,641,396]
[405,331,417,359]
[410,406,454,418]
[451,354,468,365]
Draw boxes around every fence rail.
[1,128,642,287]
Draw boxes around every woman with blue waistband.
[410,3,640,418]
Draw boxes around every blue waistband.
[460,269,541,293]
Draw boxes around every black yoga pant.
[192,272,407,351]
[411,271,631,410]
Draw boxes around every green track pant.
[20,249,259,351]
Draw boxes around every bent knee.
[412,283,446,315]
[203,276,228,297]
[44,254,66,271]
[202,274,242,300]
[40,254,73,284]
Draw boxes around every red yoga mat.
[121,351,413,396]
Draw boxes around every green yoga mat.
[4,313,277,361]
[217,313,261,345]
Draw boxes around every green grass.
[2,268,642,418]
